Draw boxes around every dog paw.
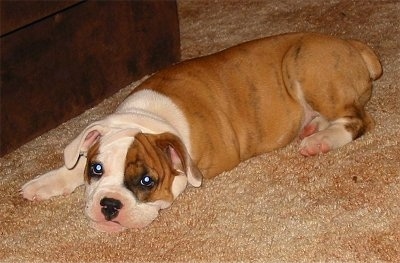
[299,120,354,157]
[21,166,84,201]
[299,133,332,156]
[21,174,70,201]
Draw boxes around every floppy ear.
[64,123,141,170]
[155,133,203,187]
[63,123,111,169]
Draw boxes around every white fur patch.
[116,89,192,154]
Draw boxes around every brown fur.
[134,32,381,178]
[123,133,177,203]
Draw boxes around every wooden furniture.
[0,0,181,156]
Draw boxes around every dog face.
[63,122,202,232]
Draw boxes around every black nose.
[100,197,123,221]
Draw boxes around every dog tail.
[348,40,383,80]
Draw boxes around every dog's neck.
[115,89,192,154]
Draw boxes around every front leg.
[21,156,86,201]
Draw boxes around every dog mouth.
[85,191,165,232]
[90,219,127,233]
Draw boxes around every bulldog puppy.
[22,32,382,232]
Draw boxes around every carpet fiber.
[1,1,399,262]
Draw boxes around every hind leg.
[292,80,372,157]
[299,115,330,139]
[296,78,374,156]
[282,35,376,156]
[298,96,375,156]
[300,117,356,156]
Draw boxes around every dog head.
[63,121,202,232]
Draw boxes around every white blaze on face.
[84,136,135,232]
[85,136,134,201]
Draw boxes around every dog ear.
[64,124,141,169]
[63,123,110,169]
[155,133,203,187]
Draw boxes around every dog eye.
[90,163,104,177]
[140,175,154,187]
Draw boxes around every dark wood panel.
[0,1,180,156]
[0,0,82,36]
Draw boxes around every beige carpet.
[1,0,399,262]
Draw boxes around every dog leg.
[299,115,330,139]
[21,156,85,201]
[299,117,356,156]
[282,36,380,157]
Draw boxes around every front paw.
[21,166,84,201]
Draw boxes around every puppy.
[22,32,382,232]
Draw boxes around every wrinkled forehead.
[125,134,165,168]
[85,133,179,203]
[87,136,136,165]
[85,137,136,187]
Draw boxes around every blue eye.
[140,175,154,187]
[90,163,104,177]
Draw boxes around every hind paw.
[299,134,332,156]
